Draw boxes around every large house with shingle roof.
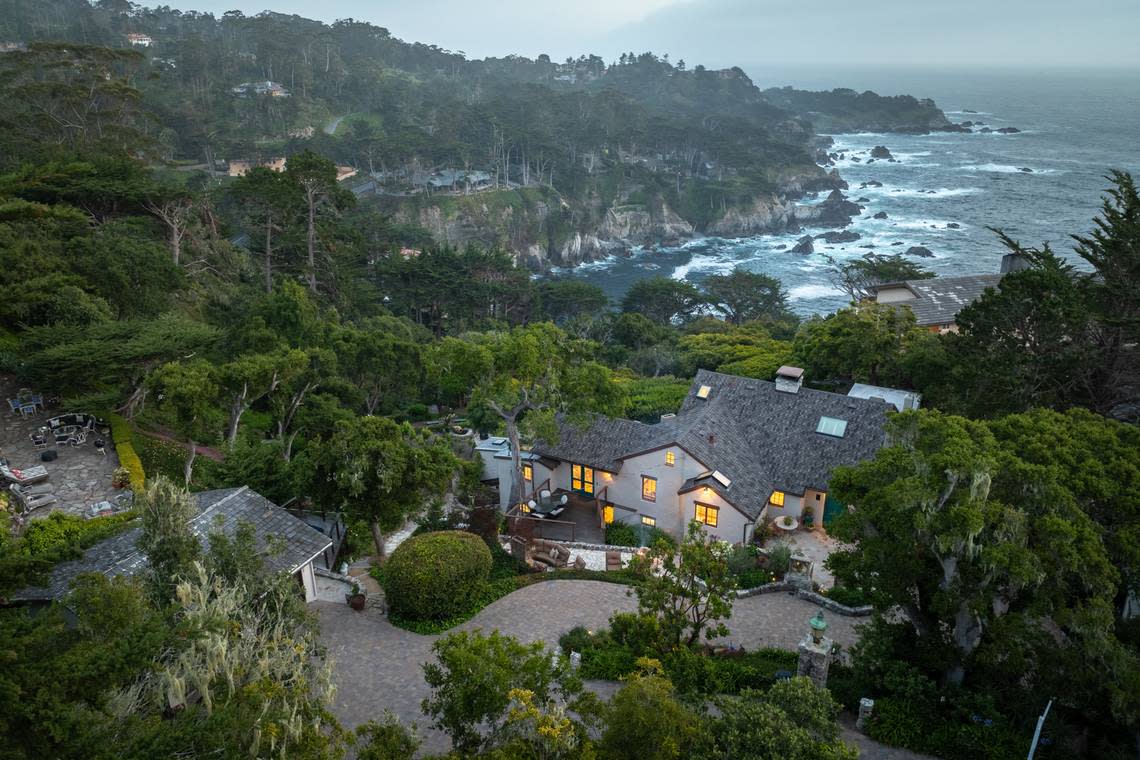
[9,487,335,604]
[503,368,896,544]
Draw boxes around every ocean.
[556,66,1140,315]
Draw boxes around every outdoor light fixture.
[809,611,828,644]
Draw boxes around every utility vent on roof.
[775,366,804,394]
[696,385,711,399]
[816,416,848,437]
[711,470,731,488]
[661,413,676,421]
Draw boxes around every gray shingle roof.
[875,274,1002,326]
[535,369,893,520]
[11,487,332,602]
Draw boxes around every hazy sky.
[140,0,1140,69]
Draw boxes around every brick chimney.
[775,366,804,394]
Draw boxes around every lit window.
[696,384,711,399]
[641,515,656,527]
[695,503,719,527]
[770,491,785,507]
[641,476,657,502]
[665,451,675,467]
[523,464,533,482]
[816,416,848,437]
[603,504,614,524]
[572,464,594,495]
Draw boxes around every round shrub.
[383,531,493,622]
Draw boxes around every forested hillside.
[0,0,948,266]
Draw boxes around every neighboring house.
[232,80,290,97]
[869,252,1029,333]
[336,165,358,182]
[476,436,559,510]
[847,383,921,412]
[227,156,287,177]
[126,33,153,47]
[8,487,334,605]
[0,42,27,54]
[501,367,896,544]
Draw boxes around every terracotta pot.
[346,593,366,611]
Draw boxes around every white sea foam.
[858,186,982,199]
[670,253,737,280]
[789,283,844,300]
[959,163,1057,174]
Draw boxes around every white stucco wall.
[299,562,317,603]
[679,488,754,544]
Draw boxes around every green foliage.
[617,374,688,422]
[605,521,640,546]
[599,661,706,760]
[421,629,582,754]
[108,413,146,491]
[621,277,703,324]
[702,268,798,328]
[137,476,201,600]
[383,531,493,622]
[765,541,793,577]
[0,511,137,595]
[793,301,929,388]
[711,678,857,760]
[835,252,934,302]
[677,323,793,379]
[354,711,421,760]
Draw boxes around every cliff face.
[380,171,863,271]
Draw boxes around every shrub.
[608,612,661,652]
[765,541,792,577]
[605,521,639,546]
[488,541,528,580]
[726,544,758,574]
[107,414,145,491]
[580,644,638,681]
[407,403,430,421]
[645,526,677,549]
[735,568,775,589]
[825,585,870,608]
[558,625,598,655]
[383,531,493,622]
[867,698,927,749]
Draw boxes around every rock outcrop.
[905,245,934,258]
[791,235,815,254]
[870,145,893,159]
[815,229,861,244]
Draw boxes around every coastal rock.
[980,127,993,133]
[870,145,893,159]
[791,235,815,254]
[860,180,883,188]
[891,241,904,246]
[905,245,934,258]
[1018,167,1033,173]
[873,211,888,220]
[706,194,799,237]
[947,222,961,229]
[815,229,861,244]
[997,127,1021,134]
[933,124,972,133]
[855,197,870,203]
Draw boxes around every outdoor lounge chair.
[606,551,622,572]
[12,481,53,496]
[10,484,57,511]
[530,539,571,568]
[7,399,21,414]
[0,461,49,485]
[548,506,565,519]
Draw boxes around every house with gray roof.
[9,487,333,604]
[869,251,1029,332]
[505,368,895,544]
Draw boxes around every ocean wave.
[946,110,993,115]
[858,186,982,198]
[788,283,844,300]
[958,163,1057,174]
[670,253,738,280]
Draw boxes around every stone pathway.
[317,579,867,756]
[763,528,850,588]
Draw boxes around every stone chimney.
[1000,252,1031,274]
[775,366,804,394]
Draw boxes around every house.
[227,156,287,177]
[126,33,153,47]
[336,165,358,182]
[847,383,921,412]
[8,487,335,604]
[501,367,895,544]
[869,252,1029,333]
[232,81,290,98]
[0,42,27,54]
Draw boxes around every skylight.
[696,385,711,399]
[816,416,848,437]
[711,470,731,488]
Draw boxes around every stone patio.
[763,528,850,589]
[0,385,120,519]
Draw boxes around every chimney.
[1000,252,1031,275]
[775,365,804,394]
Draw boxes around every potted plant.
[345,581,366,611]
[802,506,814,528]
[112,466,131,489]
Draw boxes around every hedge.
[107,413,145,492]
[382,531,493,622]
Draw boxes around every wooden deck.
[506,490,606,544]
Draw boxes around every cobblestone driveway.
[317,580,866,755]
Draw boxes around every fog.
[142,0,1140,69]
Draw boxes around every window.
[816,416,848,437]
[696,384,711,399]
[641,515,656,527]
[641,476,657,502]
[695,502,719,527]
[770,490,785,507]
[665,451,676,467]
[522,464,533,482]
[603,504,614,524]
[571,464,594,495]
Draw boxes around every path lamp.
[809,611,828,645]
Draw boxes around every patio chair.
[12,481,53,497]
[540,489,551,499]
[30,394,44,410]
[548,506,565,519]
[0,461,49,485]
[70,430,88,446]
[559,494,568,506]
[10,484,57,511]
[19,404,36,418]
[7,399,21,414]
[31,434,47,451]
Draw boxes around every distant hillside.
[760,87,951,134]
[0,1,950,268]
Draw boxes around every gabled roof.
[10,487,332,602]
[873,274,1001,326]
[535,369,893,520]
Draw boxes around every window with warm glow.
[665,451,675,467]
[641,476,657,502]
[695,502,719,527]
[770,490,785,507]
[523,464,533,482]
[603,504,614,524]
[641,515,656,527]
[572,464,594,495]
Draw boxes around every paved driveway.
[318,580,865,755]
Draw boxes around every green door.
[823,494,845,527]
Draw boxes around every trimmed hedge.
[107,414,145,491]
[382,531,492,622]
